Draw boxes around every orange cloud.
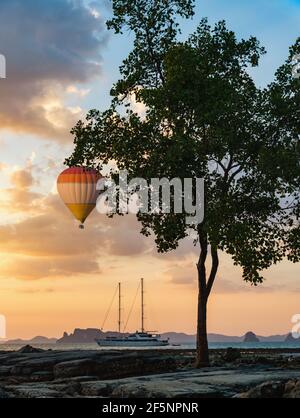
[10,169,34,189]
[0,255,100,280]
[0,163,152,280]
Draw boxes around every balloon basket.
[79,224,84,229]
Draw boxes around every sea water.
[0,341,299,351]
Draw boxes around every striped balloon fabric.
[57,167,103,228]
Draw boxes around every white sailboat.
[95,278,169,347]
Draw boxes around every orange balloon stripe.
[57,173,101,183]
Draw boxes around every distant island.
[2,329,299,345]
[243,331,260,343]
[285,333,300,342]
[56,329,299,344]
[1,336,57,345]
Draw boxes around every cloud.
[0,163,152,279]
[165,262,196,285]
[0,0,107,140]
[0,198,103,257]
[10,169,35,189]
[0,189,43,214]
[0,166,43,214]
[0,193,106,279]
[102,215,150,256]
[164,262,259,292]
[66,85,91,97]
[163,257,291,293]
[0,255,100,280]
[17,288,55,294]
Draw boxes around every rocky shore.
[0,346,299,398]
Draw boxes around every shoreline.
[1,346,300,354]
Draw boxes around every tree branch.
[144,26,165,85]
[206,245,219,298]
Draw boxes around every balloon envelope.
[57,167,103,225]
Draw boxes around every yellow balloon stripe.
[66,203,96,223]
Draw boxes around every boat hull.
[95,339,169,347]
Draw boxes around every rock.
[237,381,285,398]
[222,348,241,362]
[0,387,11,398]
[53,353,179,380]
[243,332,260,343]
[254,356,273,365]
[283,380,300,398]
[0,366,12,376]
[210,359,225,367]
[30,371,54,382]
[11,357,57,376]
[65,381,82,396]
[112,384,151,398]
[81,381,118,397]
[110,380,225,398]
[57,376,99,383]
[0,347,299,398]
[54,359,97,379]
[6,384,65,398]
[17,345,44,354]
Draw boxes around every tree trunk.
[195,229,219,367]
[195,227,209,366]
[196,282,209,366]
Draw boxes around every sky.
[0,0,299,340]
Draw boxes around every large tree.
[66,0,300,366]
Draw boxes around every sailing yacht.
[95,278,169,347]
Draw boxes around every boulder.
[237,381,285,398]
[65,381,82,396]
[6,384,65,398]
[222,348,241,362]
[17,345,44,354]
[283,380,300,398]
[0,387,11,398]
[11,357,57,376]
[81,381,118,397]
[30,371,54,382]
[54,359,98,379]
[111,380,225,398]
[0,366,12,376]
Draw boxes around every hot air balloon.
[57,167,103,229]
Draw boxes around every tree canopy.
[67,12,299,284]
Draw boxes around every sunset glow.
[0,0,299,342]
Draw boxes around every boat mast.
[118,282,121,333]
[141,278,145,333]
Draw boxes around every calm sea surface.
[0,341,300,351]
